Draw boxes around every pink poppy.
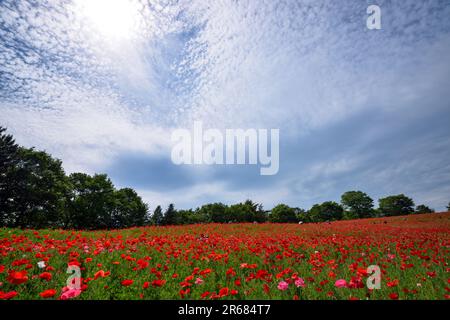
[60,288,82,300]
[335,279,347,288]
[295,278,305,288]
[277,281,289,291]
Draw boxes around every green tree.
[225,200,265,222]
[295,208,312,223]
[197,202,228,223]
[415,204,434,214]
[162,203,177,225]
[378,194,415,216]
[10,147,69,228]
[309,201,344,222]
[0,127,19,226]
[113,188,148,228]
[269,204,297,223]
[447,202,450,211]
[151,205,164,225]
[341,191,374,219]
[67,173,116,229]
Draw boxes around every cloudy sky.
[1,0,450,211]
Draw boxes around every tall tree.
[0,127,19,226]
[309,201,344,222]
[378,194,415,216]
[447,202,450,211]
[415,204,434,214]
[10,147,68,228]
[341,191,374,219]
[113,188,148,228]
[151,205,164,225]
[162,203,177,225]
[198,202,228,223]
[67,173,116,229]
[269,204,297,223]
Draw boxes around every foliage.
[415,204,434,214]
[309,201,344,222]
[269,204,298,223]
[341,191,374,219]
[378,194,415,217]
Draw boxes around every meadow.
[0,212,449,300]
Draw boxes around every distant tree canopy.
[309,201,344,222]
[415,204,434,214]
[341,191,374,219]
[269,204,297,223]
[150,205,163,226]
[378,194,415,216]
[447,202,450,211]
[1,127,443,229]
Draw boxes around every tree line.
[1,127,448,229]
[0,127,148,229]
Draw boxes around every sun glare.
[75,0,141,40]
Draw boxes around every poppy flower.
[180,288,190,298]
[121,279,133,286]
[295,278,306,288]
[39,289,57,298]
[218,287,229,297]
[152,279,166,287]
[277,281,289,291]
[39,272,52,281]
[389,293,399,300]
[7,270,28,285]
[94,270,105,280]
[334,279,347,288]
[0,291,18,300]
[387,280,399,287]
[60,288,81,300]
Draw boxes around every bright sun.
[75,0,141,40]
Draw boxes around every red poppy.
[180,288,190,298]
[200,268,212,276]
[121,279,133,286]
[7,270,28,285]
[389,293,399,300]
[0,291,18,300]
[143,282,150,289]
[218,287,229,297]
[152,279,166,287]
[39,289,57,298]
[94,270,105,280]
[39,272,52,281]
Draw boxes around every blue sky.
[1,0,450,211]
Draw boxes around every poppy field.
[0,212,449,300]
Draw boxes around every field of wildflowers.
[0,212,449,300]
